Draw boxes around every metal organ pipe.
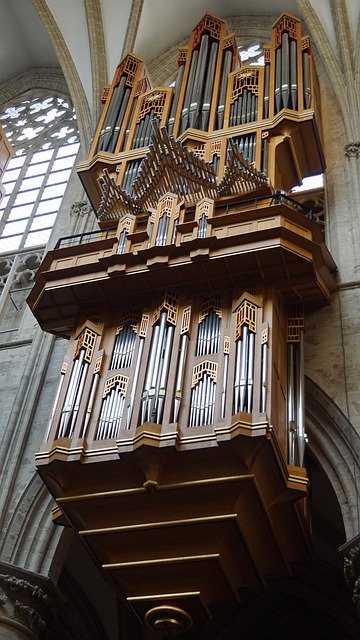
[181,48,199,132]
[303,50,311,108]
[45,368,66,441]
[290,40,297,109]
[58,350,88,438]
[107,86,131,153]
[81,369,100,437]
[287,342,296,465]
[168,64,185,135]
[98,77,125,151]
[173,333,189,422]
[260,340,268,413]
[263,64,270,118]
[281,32,290,109]
[189,34,209,128]
[297,333,306,466]
[200,41,218,130]
[216,49,232,128]
[127,336,145,428]
[275,47,282,113]
[141,311,174,424]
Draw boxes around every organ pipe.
[168,64,185,135]
[216,49,232,128]
[200,41,218,130]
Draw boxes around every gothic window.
[0,94,79,253]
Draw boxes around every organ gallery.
[28,12,338,634]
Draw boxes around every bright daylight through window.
[0,95,79,253]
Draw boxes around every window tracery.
[0,94,79,253]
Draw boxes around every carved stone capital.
[70,200,92,217]
[0,566,57,638]
[345,142,360,159]
[341,534,360,617]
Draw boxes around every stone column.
[341,534,360,618]
[0,564,58,640]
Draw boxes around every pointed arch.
[31,0,92,148]
[305,376,360,540]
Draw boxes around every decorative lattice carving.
[301,36,310,51]
[236,299,257,339]
[103,374,129,397]
[137,91,167,123]
[153,291,179,326]
[181,306,192,334]
[139,314,149,338]
[74,327,98,362]
[287,304,305,342]
[192,14,223,48]
[232,68,259,102]
[115,55,141,87]
[274,15,299,47]
[199,296,222,322]
[192,360,218,386]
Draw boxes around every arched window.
[0,94,79,253]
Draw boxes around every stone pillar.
[341,534,360,618]
[0,564,58,639]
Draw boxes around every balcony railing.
[55,228,117,250]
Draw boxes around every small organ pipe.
[68,360,88,436]
[217,49,232,128]
[181,48,199,132]
[281,32,290,108]
[290,40,297,109]
[200,41,218,130]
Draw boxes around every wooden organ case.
[29,13,337,634]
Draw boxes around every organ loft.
[28,12,337,635]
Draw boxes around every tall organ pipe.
[303,50,311,108]
[263,64,270,118]
[200,41,218,130]
[281,32,290,108]
[173,334,189,422]
[260,341,268,413]
[168,64,185,135]
[275,47,282,113]
[127,337,145,427]
[189,34,209,128]
[156,325,174,422]
[216,49,232,128]
[290,40,297,109]
[98,77,125,151]
[297,333,306,466]
[107,86,131,153]
[287,343,296,465]
[81,370,100,437]
[45,370,65,441]
[181,49,199,132]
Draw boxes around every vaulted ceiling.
[0,0,359,145]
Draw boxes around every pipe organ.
[29,12,337,635]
